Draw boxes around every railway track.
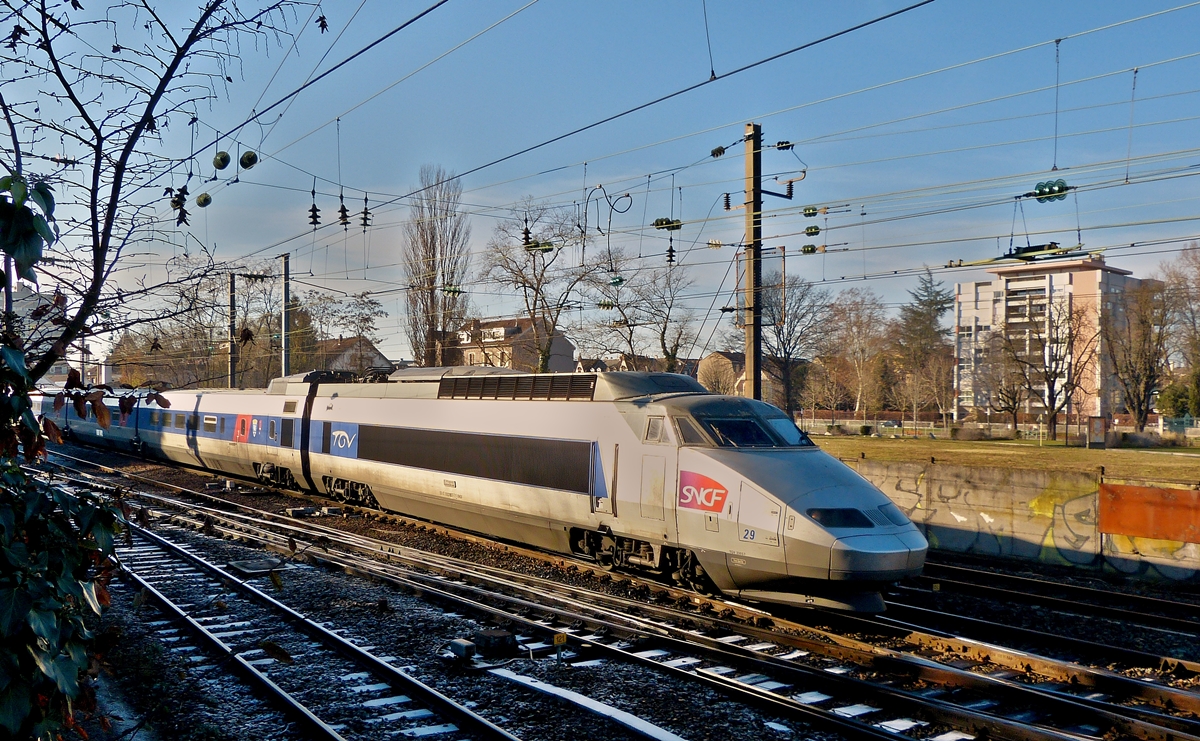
[916,561,1200,632]
[38,451,1200,741]
[110,518,521,740]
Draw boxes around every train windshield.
[679,398,814,448]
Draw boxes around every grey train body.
[43,368,926,611]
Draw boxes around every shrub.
[0,350,122,738]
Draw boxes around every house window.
[468,352,476,365]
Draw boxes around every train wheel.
[679,551,717,596]
[597,535,617,571]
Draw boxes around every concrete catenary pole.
[228,273,237,388]
[281,253,291,376]
[743,123,763,400]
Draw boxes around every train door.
[637,415,677,540]
[233,415,251,443]
[728,481,786,587]
[640,456,665,520]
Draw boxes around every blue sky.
[160,0,1200,360]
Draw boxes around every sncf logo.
[678,471,728,512]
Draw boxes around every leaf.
[80,582,104,616]
[11,232,41,282]
[0,588,32,637]
[257,639,293,664]
[31,214,54,247]
[72,397,87,419]
[27,608,59,644]
[0,680,31,735]
[9,177,25,208]
[287,536,296,554]
[91,400,111,429]
[0,176,10,192]
[29,649,79,697]
[65,369,83,389]
[0,347,27,383]
[41,417,62,444]
[151,393,170,409]
[268,571,283,591]
[84,389,105,402]
[91,520,113,554]
[30,182,53,219]
[52,392,65,412]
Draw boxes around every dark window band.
[357,425,591,494]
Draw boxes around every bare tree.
[1162,244,1200,364]
[760,272,830,417]
[0,3,304,735]
[698,358,738,394]
[923,351,956,428]
[639,263,697,373]
[576,248,646,365]
[402,164,470,366]
[804,356,851,422]
[891,370,927,428]
[1160,245,1200,408]
[999,294,1099,440]
[480,199,599,373]
[0,0,301,382]
[975,336,1027,431]
[828,287,887,417]
[1102,281,1170,432]
[304,289,344,341]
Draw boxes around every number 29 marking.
[741,528,756,541]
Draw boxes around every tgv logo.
[678,471,728,512]
[331,430,357,449]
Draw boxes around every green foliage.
[0,176,56,283]
[895,267,953,366]
[0,115,114,740]
[0,343,123,738]
[1158,382,1190,418]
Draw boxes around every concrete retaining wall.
[849,459,1200,582]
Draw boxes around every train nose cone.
[830,533,922,580]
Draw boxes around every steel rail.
[805,607,1200,734]
[123,522,523,741]
[37,457,1200,741]
[910,576,1200,635]
[878,600,1200,675]
[251,524,1097,741]
[118,544,351,741]
[145,509,912,741]
[923,562,1200,624]
[124,491,1198,741]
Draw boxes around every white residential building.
[953,256,1148,422]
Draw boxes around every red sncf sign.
[678,471,728,512]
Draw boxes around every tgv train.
[40,367,927,611]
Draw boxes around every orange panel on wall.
[1098,483,1200,543]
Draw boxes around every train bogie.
[39,368,926,611]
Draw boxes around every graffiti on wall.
[852,460,1200,582]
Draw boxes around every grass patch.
[814,435,1200,483]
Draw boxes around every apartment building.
[953,256,1146,421]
